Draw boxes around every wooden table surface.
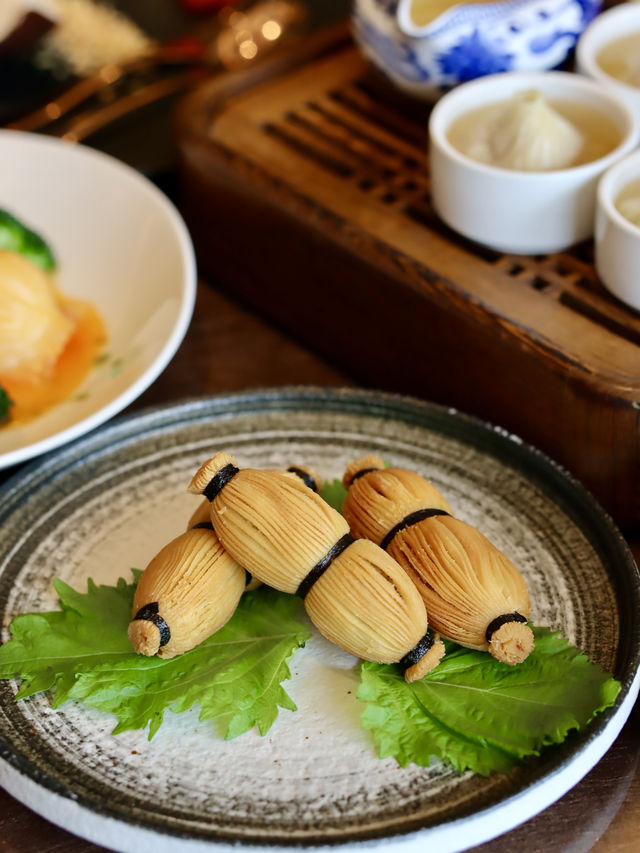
[0,280,638,852]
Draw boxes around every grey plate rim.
[0,385,639,851]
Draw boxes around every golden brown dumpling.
[0,250,73,381]
[188,452,445,680]
[342,456,534,666]
[128,522,247,659]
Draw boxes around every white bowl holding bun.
[595,149,640,312]
[428,71,640,255]
[576,3,640,127]
[0,130,196,469]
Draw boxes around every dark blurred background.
[0,0,349,181]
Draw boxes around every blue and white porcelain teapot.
[352,0,602,99]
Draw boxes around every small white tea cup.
[576,3,640,128]
[428,71,639,255]
[595,149,640,312]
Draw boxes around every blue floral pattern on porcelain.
[352,0,602,98]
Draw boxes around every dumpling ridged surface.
[188,452,444,679]
[128,526,246,659]
[305,538,428,664]
[189,452,348,595]
[342,456,534,665]
[487,89,583,171]
[343,455,452,545]
[448,88,585,172]
[390,516,530,654]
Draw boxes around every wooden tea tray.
[174,25,640,530]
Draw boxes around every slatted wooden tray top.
[175,28,640,528]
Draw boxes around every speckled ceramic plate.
[0,388,638,853]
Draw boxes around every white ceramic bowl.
[0,130,196,469]
[576,3,640,126]
[595,148,640,311]
[428,71,640,254]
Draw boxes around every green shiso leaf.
[0,208,57,271]
[358,626,621,775]
[320,479,347,513]
[0,575,309,741]
[0,385,13,424]
[0,575,137,701]
[0,479,623,770]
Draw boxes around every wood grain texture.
[0,281,638,852]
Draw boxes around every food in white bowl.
[428,71,640,254]
[446,88,621,171]
[596,33,640,89]
[0,210,105,427]
[576,3,640,124]
[615,179,640,228]
[595,149,640,311]
[0,130,196,469]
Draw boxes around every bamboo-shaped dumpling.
[188,499,262,592]
[188,452,445,681]
[341,456,534,666]
[128,510,247,658]
[188,462,321,593]
[129,463,324,656]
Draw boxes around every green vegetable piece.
[320,478,347,513]
[0,574,310,741]
[358,627,621,775]
[0,208,56,271]
[0,385,13,424]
